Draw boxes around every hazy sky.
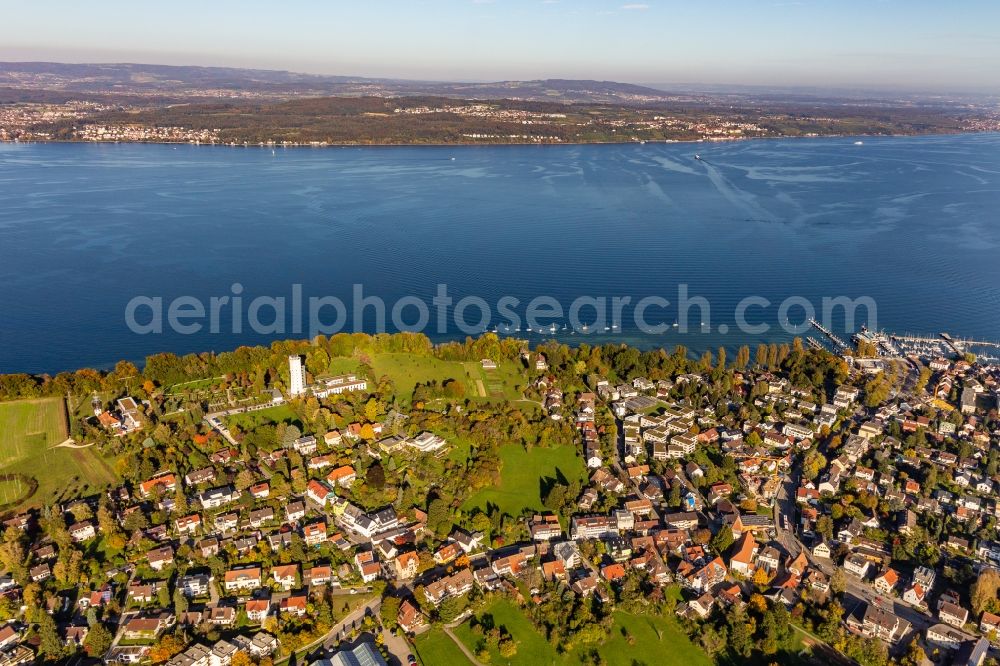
[3,0,999,92]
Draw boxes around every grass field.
[449,599,710,666]
[226,404,299,431]
[327,357,363,376]
[453,599,559,665]
[470,361,525,401]
[0,477,32,507]
[319,353,524,406]
[598,611,712,666]
[462,443,587,517]
[412,629,474,666]
[165,377,221,396]
[0,398,118,508]
[370,353,483,404]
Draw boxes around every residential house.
[245,599,270,624]
[395,551,420,580]
[271,564,298,590]
[874,569,899,596]
[279,594,307,617]
[223,567,262,593]
[285,501,306,523]
[903,583,926,608]
[177,574,211,598]
[940,601,970,628]
[147,546,174,571]
[69,521,96,542]
[847,603,911,643]
[326,466,357,488]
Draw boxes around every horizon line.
[3,58,999,99]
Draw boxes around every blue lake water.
[1,135,999,374]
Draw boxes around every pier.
[940,332,1000,351]
[805,337,825,351]
[808,319,849,352]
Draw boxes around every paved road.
[773,467,839,577]
[774,459,936,650]
[844,579,933,634]
[302,597,380,665]
[774,473,803,550]
[321,598,381,651]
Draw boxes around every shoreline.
[5,318,997,378]
[0,128,983,150]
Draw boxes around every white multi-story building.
[313,374,368,398]
[289,355,306,396]
[178,573,211,598]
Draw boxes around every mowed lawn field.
[328,353,524,405]
[599,611,713,666]
[412,629,474,666]
[462,443,588,517]
[0,398,118,508]
[0,398,67,466]
[226,404,299,431]
[448,599,711,666]
[452,599,560,665]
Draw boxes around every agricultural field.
[0,397,118,508]
[0,476,31,508]
[462,443,587,517]
[0,397,68,466]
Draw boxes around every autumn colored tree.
[971,568,1000,615]
[231,651,252,666]
[148,634,186,663]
